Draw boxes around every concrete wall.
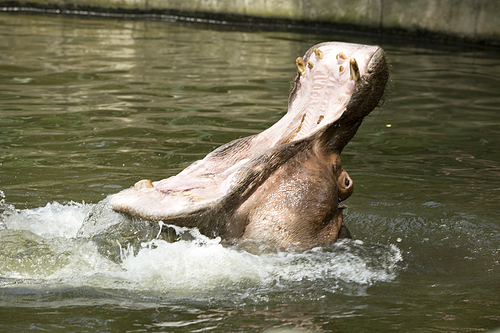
[2,0,499,45]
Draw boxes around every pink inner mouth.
[110,42,381,221]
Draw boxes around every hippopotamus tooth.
[134,179,153,190]
[295,56,307,77]
[82,41,389,248]
[349,57,361,82]
[313,48,324,59]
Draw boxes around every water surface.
[1,13,499,332]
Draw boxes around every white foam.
[120,238,265,291]
[2,201,92,238]
[116,224,402,293]
[0,200,402,294]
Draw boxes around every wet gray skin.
[79,41,389,250]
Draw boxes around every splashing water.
[0,198,402,296]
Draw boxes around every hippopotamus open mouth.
[105,41,389,247]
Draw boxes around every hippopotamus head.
[106,41,389,247]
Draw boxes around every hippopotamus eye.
[338,170,354,202]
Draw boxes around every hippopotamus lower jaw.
[108,42,389,246]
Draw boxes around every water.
[1,12,499,332]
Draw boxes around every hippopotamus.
[80,41,389,249]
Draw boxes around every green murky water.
[1,12,499,332]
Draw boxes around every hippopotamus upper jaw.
[256,42,387,152]
[315,45,389,155]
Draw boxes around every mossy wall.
[2,0,499,45]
